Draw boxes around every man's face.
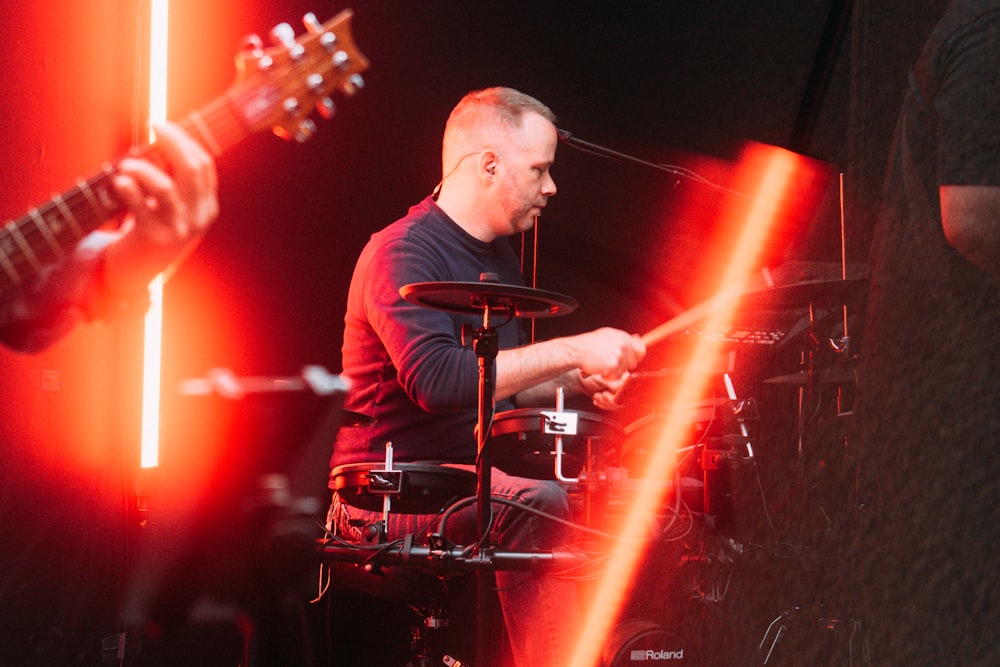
[493,112,558,237]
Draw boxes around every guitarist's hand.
[103,122,219,295]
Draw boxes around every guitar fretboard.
[1,168,119,290]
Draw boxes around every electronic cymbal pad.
[735,278,866,310]
[762,363,857,385]
[400,280,578,318]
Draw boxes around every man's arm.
[941,184,1000,276]
[494,327,645,402]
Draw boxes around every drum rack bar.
[318,539,592,574]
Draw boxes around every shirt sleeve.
[0,229,149,353]
[363,236,483,412]
[936,11,1000,186]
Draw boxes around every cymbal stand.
[723,373,755,462]
[792,300,853,459]
[831,171,855,418]
[466,306,498,552]
[697,375,755,531]
[464,300,500,667]
[396,275,580,666]
[796,302,822,461]
[547,387,609,527]
[366,441,396,544]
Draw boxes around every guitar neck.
[0,8,368,296]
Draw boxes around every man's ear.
[479,150,499,177]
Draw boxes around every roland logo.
[630,648,685,661]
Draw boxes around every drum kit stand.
[325,274,586,666]
[316,265,864,666]
[137,258,862,665]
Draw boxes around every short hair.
[441,87,556,173]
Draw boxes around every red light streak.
[571,143,804,666]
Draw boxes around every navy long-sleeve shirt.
[331,197,527,469]
[0,229,144,352]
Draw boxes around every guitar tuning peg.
[320,32,339,53]
[282,97,300,116]
[269,22,295,47]
[240,34,273,70]
[304,13,339,53]
[241,34,264,55]
[317,97,336,120]
[332,50,350,70]
[270,22,305,59]
[302,12,322,33]
[293,119,317,143]
[306,73,325,92]
[341,74,365,96]
[272,118,316,144]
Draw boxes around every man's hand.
[565,327,646,381]
[579,371,629,411]
[104,122,219,294]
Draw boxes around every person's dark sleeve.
[0,230,150,353]
[936,12,1000,186]
[363,237,481,412]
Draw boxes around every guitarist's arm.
[0,123,218,352]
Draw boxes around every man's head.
[442,87,556,172]
[436,87,559,241]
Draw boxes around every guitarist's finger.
[154,123,214,180]
[151,122,218,231]
[109,171,144,214]
[115,158,179,214]
[111,166,184,247]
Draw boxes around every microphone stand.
[557,129,749,200]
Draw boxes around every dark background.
[0,1,951,664]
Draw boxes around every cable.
[557,129,751,199]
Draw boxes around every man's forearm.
[494,338,579,402]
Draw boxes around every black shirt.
[332,197,526,469]
[852,1,1000,661]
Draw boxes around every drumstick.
[640,289,738,347]
[640,263,784,347]
[613,292,735,406]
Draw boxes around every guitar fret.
[77,169,118,221]
[28,207,66,260]
[0,234,21,286]
[4,220,42,273]
[184,93,248,157]
[52,192,85,239]
[188,110,224,157]
[76,177,102,217]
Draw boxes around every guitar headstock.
[232,9,369,143]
